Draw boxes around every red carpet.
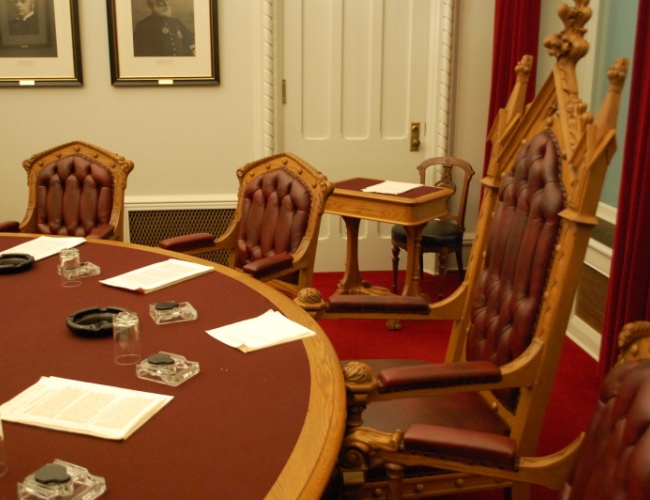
[312,271,601,499]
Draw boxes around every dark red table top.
[0,235,344,499]
[333,177,442,199]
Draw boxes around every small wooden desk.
[325,178,452,298]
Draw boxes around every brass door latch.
[410,122,421,151]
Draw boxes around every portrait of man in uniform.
[132,0,195,57]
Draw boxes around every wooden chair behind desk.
[301,2,630,498]
[390,156,474,299]
[0,140,134,241]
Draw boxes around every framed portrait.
[0,0,81,86]
[107,0,219,86]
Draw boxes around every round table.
[0,235,345,499]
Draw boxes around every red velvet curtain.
[599,0,650,376]
[484,0,541,175]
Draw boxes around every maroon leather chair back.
[236,167,312,266]
[467,130,566,409]
[561,360,650,500]
[35,155,115,237]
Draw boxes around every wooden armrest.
[86,224,115,239]
[327,294,430,314]
[0,221,20,233]
[242,253,294,278]
[403,423,518,470]
[159,233,215,252]
[377,361,502,392]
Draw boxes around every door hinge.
[282,79,287,104]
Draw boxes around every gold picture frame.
[0,0,82,86]
[107,0,219,86]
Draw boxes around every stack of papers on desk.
[361,180,423,195]
[0,236,85,261]
[100,258,214,294]
[0,377,173,440]
[207,309,316,352]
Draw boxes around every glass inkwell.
[57,248,101,284]
[149,301,198,325]
[136,352,200,387]
[17,459,106,499]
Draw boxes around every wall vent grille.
[125,207,235,266]
[575,263,608,333]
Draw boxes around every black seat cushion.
[392,219,462,248]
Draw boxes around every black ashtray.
[0,253,35,275]
[67,306,131,338]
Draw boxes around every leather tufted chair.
[338,130,567,500]
[159,152,333,296]
[0,141,134,240]
[560,356,650,500]
[311,3,629,499]
[337,323,650,500]
[554,320,650,499]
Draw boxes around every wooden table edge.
[0,234,346,500]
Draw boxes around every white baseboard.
[567,314,601,361]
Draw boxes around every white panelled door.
[281,0,451,272]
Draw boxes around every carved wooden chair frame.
[8,140,134,241]
[160,152,333,296]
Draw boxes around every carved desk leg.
[336,216,364,295]
[401,222,427,298]
[335,216,393,297]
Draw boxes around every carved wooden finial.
[343,361,374,384]
[607,58,628,94]
[543,0,592,63]
[617,321,650,363]
[514,55,533,83]
[297,287,323,304]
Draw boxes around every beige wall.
[0,0,260,221]
[0,0,496,247]
[451,0,495,237]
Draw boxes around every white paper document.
[360,180,423,195]
[207,309,316,353]
[0,236,85,261]
[100,258,214,294]
[0,377,173,440]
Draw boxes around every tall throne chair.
[303,2,630,499]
